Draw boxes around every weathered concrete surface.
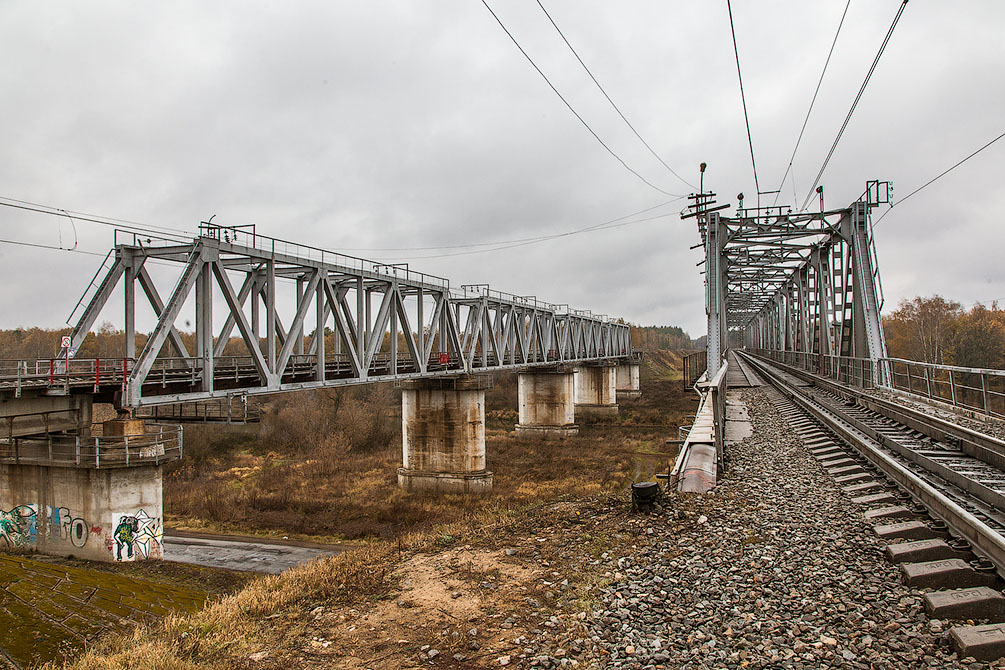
[615,362,641,398]
[0,462,163,562]
[515,368,577,438]
[926,587,1005,621]
[574,364,618,417]
[398,376,493,494]
[163,535,339,574]
[0,391,92,438]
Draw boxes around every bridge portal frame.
[689,181,890,379]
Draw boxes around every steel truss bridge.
[688,180,891,377]
[34,224,631,408]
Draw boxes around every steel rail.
[740,351,1005,580]
[745,351,1005,472]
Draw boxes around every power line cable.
[534,0,695,190]
[479,0,683,198]
[0,237,106,257]
[800,0,909,211]
[873,128,1005,227]
[340,197,680,252]
[726,0,761,208]
[0,197,194,242]
[772,0,852,207]
[374,206,680,262]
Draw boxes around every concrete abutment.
[0,417,168,563]
[397,376,493,494]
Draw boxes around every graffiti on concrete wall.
[1,505,95,549]
[47,506,90,548]
[0,505,37,548]
[110,509,162,561]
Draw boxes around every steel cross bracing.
[58,225,632,408]
[687,181,890,377]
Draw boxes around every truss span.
[49,225,633,408]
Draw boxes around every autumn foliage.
[883,296,1005,369]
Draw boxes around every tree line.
[883,296,1005,369]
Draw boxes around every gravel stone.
[528,387,1004,669]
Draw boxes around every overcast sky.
[1,1,1003,338]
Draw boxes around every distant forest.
[13,301,1002,371]
[0,322,699,361]
[630,324,696,351]
[883,296,1005,369]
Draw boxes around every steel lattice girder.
[693,181,890,367]
[64,228,633,407]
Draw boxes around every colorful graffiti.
[0,505,37,548]
[47,506,90,548]
[111,509,162,561]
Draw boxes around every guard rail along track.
[737,349,1005,581]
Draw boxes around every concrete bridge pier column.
[575,362,618,418]
[515,366,578,439]
[616,362,642,399]
[397,375,493,494]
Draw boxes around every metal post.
[124,260,136,361]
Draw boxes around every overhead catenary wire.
[772,0,852,207]
[800,0,909,211]
[726,0,761,208]
[873,128,1005,227]
[479,0,683,198]
[373,205,682,262]
[0,237,106,257]
[339,197,681,252]
[0,196,195,242]
[534,0,695,190]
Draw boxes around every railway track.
[737,351,1005,661]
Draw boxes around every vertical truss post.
[123,255,136,361]
[848,201,889,381]
[705,212,726,376]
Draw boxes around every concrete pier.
[397,376,493,494]
[515,367,578,438]
[0,462,164,562]
[616,362,642,399]
[575,362,618,418]
[0,408,180,563]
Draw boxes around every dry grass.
[53,355,697,669]
[165,375,694,543]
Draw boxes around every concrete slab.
[724,393,752,445]
[901,559,994,589]
[828,464,868,476]
[885,538,960,563]
[851,492,899,505]
[843,481,883,494]
[926,588,1005,621]
[163,536,341,574]
[863,505,915,521]
[951,623,1005,661]
[873,520,939,541]
[835,471,875,484]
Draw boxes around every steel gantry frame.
[61,225,632,408]
[688,181,890,379]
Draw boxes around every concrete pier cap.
[515,365,578,439]
[397,375,494,494]
[574,361,619,418]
